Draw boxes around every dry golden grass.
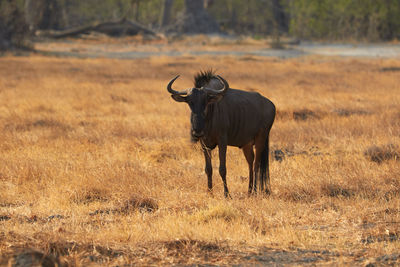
[0,48,400,265]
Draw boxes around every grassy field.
[0,48,400,265]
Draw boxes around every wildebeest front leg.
[218,141,230,198]
[202,146,213,192]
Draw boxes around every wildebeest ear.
[171,94,187,102]
[207,94,223,104]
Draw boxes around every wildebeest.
[167,70,275,197]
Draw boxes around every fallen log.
[39,18,159,39]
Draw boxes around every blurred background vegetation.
[1,0,400,50]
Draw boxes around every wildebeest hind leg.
[242,143,255,195]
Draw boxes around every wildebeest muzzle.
[191,113,205,139]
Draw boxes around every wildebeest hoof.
[224,192,232,199]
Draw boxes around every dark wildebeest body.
[201,88,274,148]
[167,71,275,197]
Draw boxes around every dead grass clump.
[373,254,400,266]
[21,241,126,265]
[0,215,11,221]
[277,109,323,121]
[162,239,220,252]
[119,195,159,213]
[364,144,400,163]
[155,239,228,264]
[280,187,317,203]
[110,94,129,103]
[270,147,322,162]
[10,214,48,224]
[193,204,240,222]
[133,239,235,265]
[368,208,400,221]
[89,195,158,215]
[293,109,321,121]
[3,118,71,133]
[383,188,400,201]
[248,216,268,236]
[31,119,63,128]
[321,183,354,198]
[148,142,181,163]
[323,177,383,200]
[70,188,109,204]
[272,149,285,162]
[9,249,61,267]
[332,109,370,117]
[47,241,123,258]
[362,231,400,244]
[382,176,400,201]
[29,105,56,114]
[0,202,21,207]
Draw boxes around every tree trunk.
[61,0,71,28]
[161,0,174,27]
[25,0,64,31]
[272,0,288,33]
[230,5,237,33]
[134,0,141,22]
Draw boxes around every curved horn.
[203,75,229,95]
[167,75,188,95]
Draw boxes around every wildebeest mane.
[194,69,216,88]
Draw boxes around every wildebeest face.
[167,74,229,140]
[172,88,220,139]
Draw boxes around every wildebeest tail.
[259,135,270,194]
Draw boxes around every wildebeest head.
[167,73,229,140]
